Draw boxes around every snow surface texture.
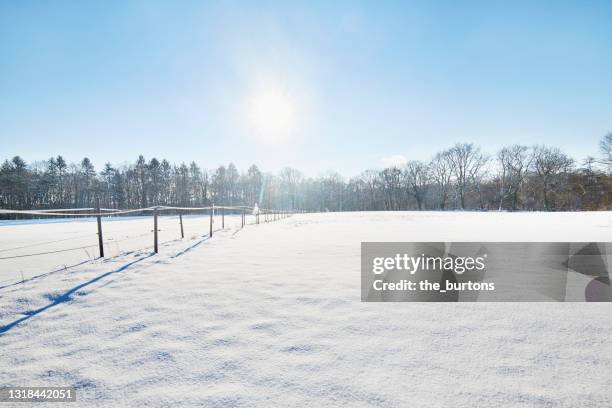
[1,212,611,407]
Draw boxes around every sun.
[246,87,297,144]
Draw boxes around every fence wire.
[0,205,297,287]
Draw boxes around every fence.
[0,204,297,259]
[0,205,307,289]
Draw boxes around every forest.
[1,134,611,214]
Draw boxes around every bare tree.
[360,169,380,210]
[380,167,403,210]
[532,146,574,210]
[244,165,263,206]
[279,167,303,209]
[497,145,532,210]
[404,161,430,210]
[600,132,612,168]
[447,143,486,209]
[429,151,453,210]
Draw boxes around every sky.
[1,0,611,177]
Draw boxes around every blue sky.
[1,1,611,176]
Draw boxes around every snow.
[1,211,612,407]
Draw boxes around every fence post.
[222,207,225,229]
[242,209,245,228]
[209,204,214,237]
[179,211,184,239]
[154,207,158,253]
[96,198,104,258]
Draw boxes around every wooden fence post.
[242,209,245,228]
[96,198,104,258]
[179,211,184,239]
[209,204,214,237]
[222,207,225,229]
[154,207,158,253]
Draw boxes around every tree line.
[1,134,611,214]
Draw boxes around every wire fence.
[0,204,302,288]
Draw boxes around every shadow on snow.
[0,253,155,335]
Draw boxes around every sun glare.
[247,88,297,144]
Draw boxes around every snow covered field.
[1,211,611,407]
